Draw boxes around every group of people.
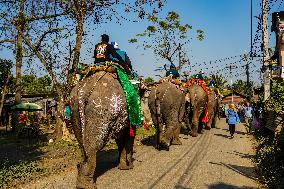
[225,102,261,138]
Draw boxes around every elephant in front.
[70,72,136,189]
[148,81,185,151]
[206,89,220,129]
[184,84,208,137]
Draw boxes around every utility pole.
[244,53,250,85]
[262,0,270,100]
[226,64,238,102]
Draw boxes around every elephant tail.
[155,90,161,147]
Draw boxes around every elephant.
[148,81,185,151]
[184,83,208,137]
[206,89,220,130]
[70,71,138,189]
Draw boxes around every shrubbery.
[253,132,284,188]
[0,160,45,188]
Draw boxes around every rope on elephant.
[185,78,209,124]
[116,66,143,134]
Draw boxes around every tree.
[3,0,165,139]
[207,74,227,93]
[232,80,254,100]
[144,77,154,85]
[129,11,204,70]
[0,58,13,121]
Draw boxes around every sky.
[1,0,284,83]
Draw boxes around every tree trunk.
[0,75,11,125]
[12,0,25,132]
[55,95,73,141]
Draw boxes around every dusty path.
[22,119,258,189]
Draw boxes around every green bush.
[0,160,45,188]
[253,133,284,188]
[266,80,284,113]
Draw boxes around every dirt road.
[22,118,258,189]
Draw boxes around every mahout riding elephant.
[206,89,220,130]
[184,83,208,137]
[70,71,139,189]
[148,81,185,151]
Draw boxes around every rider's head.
[111,42,119,49]
[170,63,176,70]
[101,34,109,43]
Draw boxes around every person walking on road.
[226,104,240,138]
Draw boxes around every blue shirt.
[226,109,240,124]
[245,107,253,118]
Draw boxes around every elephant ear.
[185,93,191,103]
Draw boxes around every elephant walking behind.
[148,81,185,151]
[70,72,135,189]
[185,83,208,137]
[206,89,220,129]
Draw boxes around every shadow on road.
[209,162,258,181]
[207,182,258,189]
[96,149,120,177]
[227,151,254,159]
[214,133,231,139]
[140,134,156,148]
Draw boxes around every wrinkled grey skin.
[148,81,185,151]
[206,90,220,130]
[184,84,207,137]
[70,72,134,189]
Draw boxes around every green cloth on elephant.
[116,66,143,126]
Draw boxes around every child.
[226,104,240,138]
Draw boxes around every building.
[271,11,284,79]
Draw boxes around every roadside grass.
[0,125,156,188]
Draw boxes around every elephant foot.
[205,126,211,130]
[76,176,96,189]
[198,129,205,134]
[171,138,182,145]
[118,161,134,170]
[156,141,170,151]
[191,132,198,137]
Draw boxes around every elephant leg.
[171,117,182,145]
[212,114,217,128]
[205,114,213,130]
[172,124,182,145]
[117,127,135,170]
[76,149,97,189]
[191,111,199,137]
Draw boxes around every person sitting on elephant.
[166,63,180,79]
[110,41,133,71]
[195,70,204,80]
[93,34,131,75]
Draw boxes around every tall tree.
[4,0,165,139]
[129,11,204,70]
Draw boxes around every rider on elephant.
[195,70,204,80]
[110,41,133,71]
[94,34,131,75]
[166,63,180,79]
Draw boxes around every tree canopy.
[129,11,204,70]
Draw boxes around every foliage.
[130,11,204,70]
[8,74,53,94]
[265,80,284,113]
[144,77,154,85]
[253,132,284,188]
[0,58,13,91]
[232,80,253,99]
[0,160,45,188]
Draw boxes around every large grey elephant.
[206,89,220,130]
[148,81,185,151]
[184,84,208,137]
[70,71,137,189]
